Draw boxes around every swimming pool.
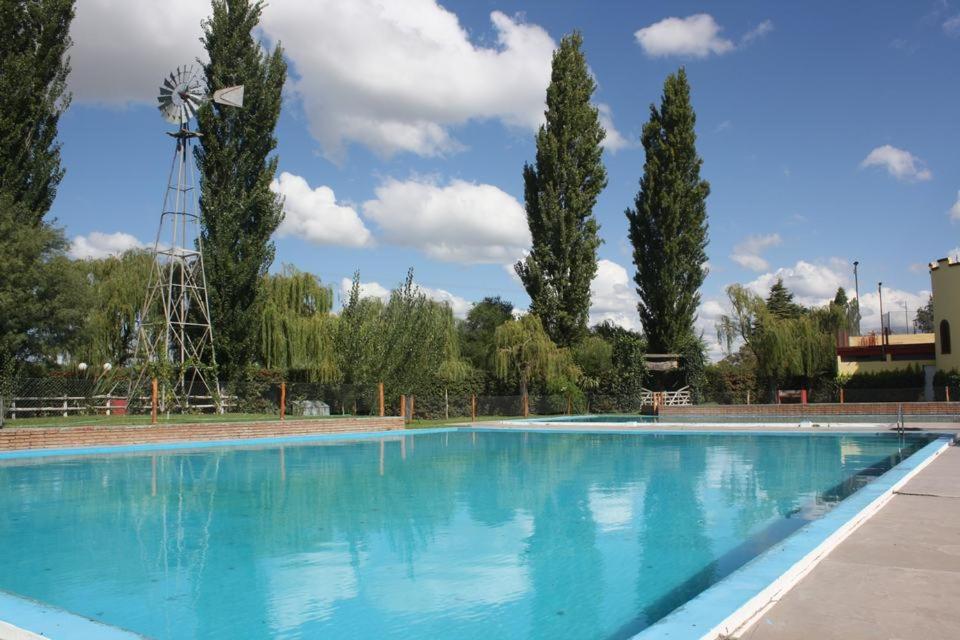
[0,430,938,639]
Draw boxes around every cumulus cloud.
[338,277,471,317]
[949,191,960,221]
[745,259,849,308]
[730,233,782,271]
[860,145,932,182]
[270,172,373,248]
[589,259,641,331]
[69,0,207,104]
[362,177,530,264]
[261,2,557,158]
[69,231,145,259]
[697,299,728,361]
[634,14,772,58]
[857,288,931,333]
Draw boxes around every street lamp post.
[878,282,886,354]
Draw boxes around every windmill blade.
[213,85,244,108]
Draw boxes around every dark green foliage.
[703,348,760,405]
[0,0,73,223]
[459,296,513,371]
[766,278,803,319]
[627,67,709,355]
[0,197,86,383]
[832,287,848,307]
[915,295,934,333]
[196,0,287,382]
[515,31,607,347]
[843,367,924,389]
[587,321,647,410]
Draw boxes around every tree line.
[3,1,715,409]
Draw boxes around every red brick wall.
[0,417,405,451]
[661,403,960,417]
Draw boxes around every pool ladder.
[896,403,904,435]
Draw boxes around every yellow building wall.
[837,356,935,377]
[930,258,960,372]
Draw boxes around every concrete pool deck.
[739,444,960,640]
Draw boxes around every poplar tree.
[515,32,607,348]
[196,0,286,382]
[626,68,709,354]
[0,0,79,393]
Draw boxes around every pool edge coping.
[0,588,145,639]
[629,434,954,640]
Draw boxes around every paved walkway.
[740,445,960,640]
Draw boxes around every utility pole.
[853,261,861,335]
[901,300,909,334]
[878,282,886,353]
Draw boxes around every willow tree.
[71,249,153,368]
[718,284,841,398]
[515,31,607,347]
[495,314,578,399]
[259,266,339,381]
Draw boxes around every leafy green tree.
[259,266,339,381]
[515,32,607,347]
[495,314,578,399]
[196,0,287,382]
[0,197,85,380]
[0,0,73,223]
[627,67,709,355]
[71,249,153,368]
[915,295,933,333]
[459,296,513,372]
[0,0,76,394]
[766,278,803,319]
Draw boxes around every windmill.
[131,65,244,413]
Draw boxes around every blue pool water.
[0,430,932,639]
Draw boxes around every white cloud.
[697,298,728,361]
[634,14,736,58]
[597,103,629,152]
[741,20,774,45]
[69,0,207,104]
[589,259,641,331]
[261,2,557,158]
[715,120,732,133]
[362,177,530,264]
[860,145,932,182]
[338,277,471,318]
[857,288,931,333]
[949,191,960,221]
[745,259,849,308]
[339,277,390,304]
[69,231,145,259]
[944,14,960,35]
[270,172,373,248]
[731,233,782,272]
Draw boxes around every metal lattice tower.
[131,66,245,411]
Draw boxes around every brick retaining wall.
[0,416,405,452]
[660,403,960,417]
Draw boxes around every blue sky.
[54,0,960,355]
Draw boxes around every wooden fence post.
[378,382,385,417]
[280,382,286,421]
[746,390,751,405]
[566,393,572,415]
[947,386,951,402]
[410,395,415,420]
[471,394,477,422]
[151,378,158,425]
[400,395,407,423]
[522,393,529,417]
[839,388,845,404]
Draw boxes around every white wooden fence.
[640,386,692,407]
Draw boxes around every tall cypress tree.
[0,0,73,223]
[626,68,709,354]
[196,0,286,381]
[515,32,607,348]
